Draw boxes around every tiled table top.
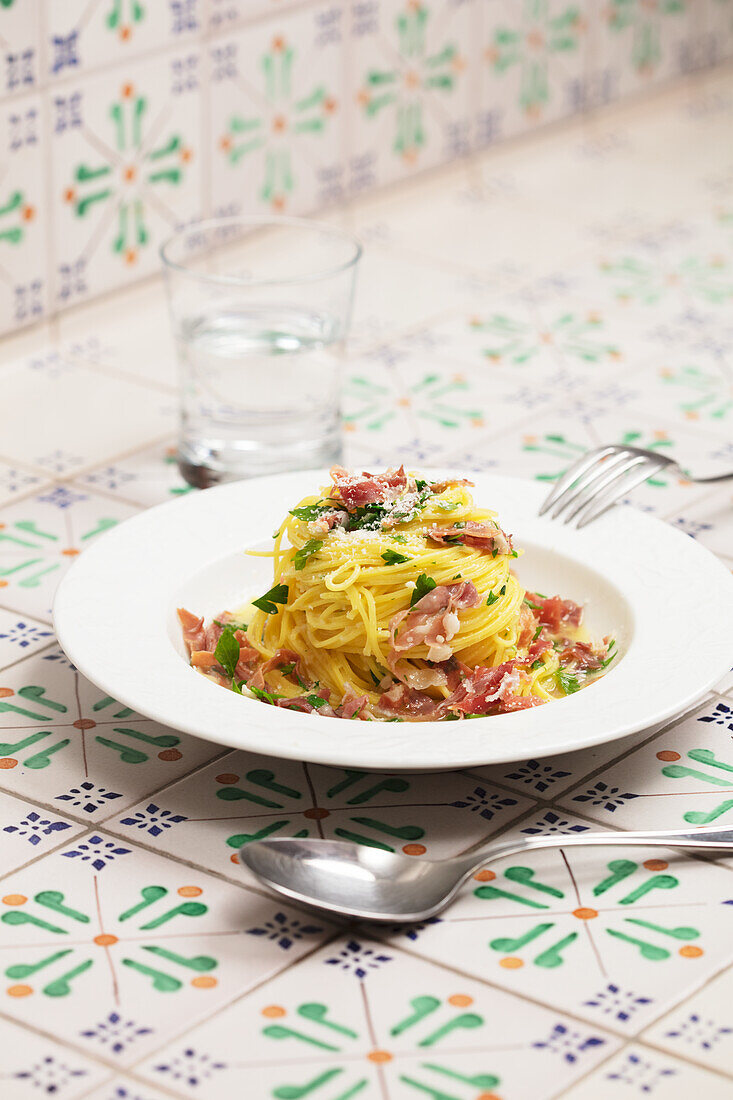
[1,66,733,1100]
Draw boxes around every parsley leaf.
[253,583,289,615]
[249,685,284,705]
[348,503,389,531]
[511,550,519,558]
[436,501,460,512]
[278,661,295,675]
[391,534,407,544]
[523,597,542,610]
[556,670,582,694]
[601,651,617,670]
[531,658,544,670]
[294,539,323,571]
[290,502,331,521]
[214,626,240,680]
[382,549,411,565]
[415,479,428,491]
[410,573,437,607]
[500,585,506,595]
[306,694,329,709]
[486,591,499,606]
[532,623,543,641]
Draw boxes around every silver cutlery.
[238,825,733,923]
[539,444,732,528]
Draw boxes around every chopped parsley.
[486,591,499,606]
[452,574,462,580]
[272,529,280,539]
[391,534,407,544]
[290,502,331,521]
[532,623,543,641]
[601,650,617,670]
[556,670,582,694]
[369,669,381,687]
[252,583,289,615]
[294,539,323,570]
[249,685,284,705]
[278,661,295,675]
[436,501,460,512]
[348,503,389,531]
[306,694,329,709]
[531,658,544,670]
[523,597,542,610]
[415,479,428,491]
[511,550,519,558]
[382,549,411,565]
[214,626,240,680]
[410,573,437,607]
[491,547,498,558]
[500,585,506,595]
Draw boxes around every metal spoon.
[239,826,733,923]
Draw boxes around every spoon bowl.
[239,825,733,923]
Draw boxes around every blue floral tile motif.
[3,810,72,846]
[388,916,442,942]
[82,466,137,492]
[33,450,84,474]
[450,786,518,821]
[325,940,392,979]
[521,810,589,835]
[505,759,572,793]
[0,467,42,495]
[62,835,131,871]
[606,1051,676,1092]
[36,485,88,509]
[0,620,54,649]
[154,1048,226,1088]
[80,1012,153,1055]
[13,1055,88,1093]
[56,781,122,814]
[698,701,733,729]
[532,1023,605,1064]
[670,516,714,540]
[663,1012,733,1051]
[572,782,639,813]
[246,911,323,950]
[584,984,653,1023]
[119,803,188,837]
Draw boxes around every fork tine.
[576,459,669,528]
[538,446,618,516]
[560,454,647,525]
[549,449,635,520]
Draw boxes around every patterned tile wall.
[0,0,732,337]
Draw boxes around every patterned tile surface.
[0,65,732,1100]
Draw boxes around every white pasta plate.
[54,469,733,771]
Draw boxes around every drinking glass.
[161,216,362,487]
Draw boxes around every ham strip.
[389,580,480,664]
[377,682,443,720]
[429,477,474,493]
[428,521,513,555]
[178,608,206,655]
[336,686,370,720]
[442,661,545,716]
[527,593,583,631]
[329,464,409,509]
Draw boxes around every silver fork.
[540,444,733,528]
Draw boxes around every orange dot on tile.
[499,957,523,969]
[125,248,137,265]
[192,975,217,988]
[680,945,703,958]
[0,581,7,588]
[402,843,426,856]
[181,147,192,163]
[178,886,202,897]
[0,758,17,769]
[272,196,286,212]
[94,933,118,947]
[230,854,239,864]
[219,135,232,152]
[216,773,240,784]
[573,907,598,920]
[0,688,14,698]
[367,1050,392,1063]
[643,859,668,871]
[304,807,330,820]
[122,82,134,98]
[2,895,27,906]
[656,750,680,762]
[448,994,473,1007]
[22,205,35,222]
[120,25,131,40]
[63,187,76,203]
[272,114,287,133]
[123,165,136,182]
[477,1094,502,1100]
[73,719,96,730]
[158,748,182,761]
[62,548,80,556]
[474,869,495,882]
[7,984,32,997]
[262,1005,286,1018]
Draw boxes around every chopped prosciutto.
[329,464,409,510]
[308,509,348,536]
[259,648,305,684]
[389,580,480,664]
[398,655,470,693]
[429,477,474,493]
[442,661,545,716]
[517,603,536,649]
[275,693,335,717]
[527,592,582,632]
[558,640,606,671]
[336,686,370,720]
[234,630,261,679]
[428,521,513,555]
[178,608,206,655]
[377,682,442,720]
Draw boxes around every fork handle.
[685,471,733,483]
[454,825,733,878]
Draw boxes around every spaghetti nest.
[244,473,573,715]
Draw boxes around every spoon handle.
[454,824,733,879]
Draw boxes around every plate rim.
[53,468,733,771]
